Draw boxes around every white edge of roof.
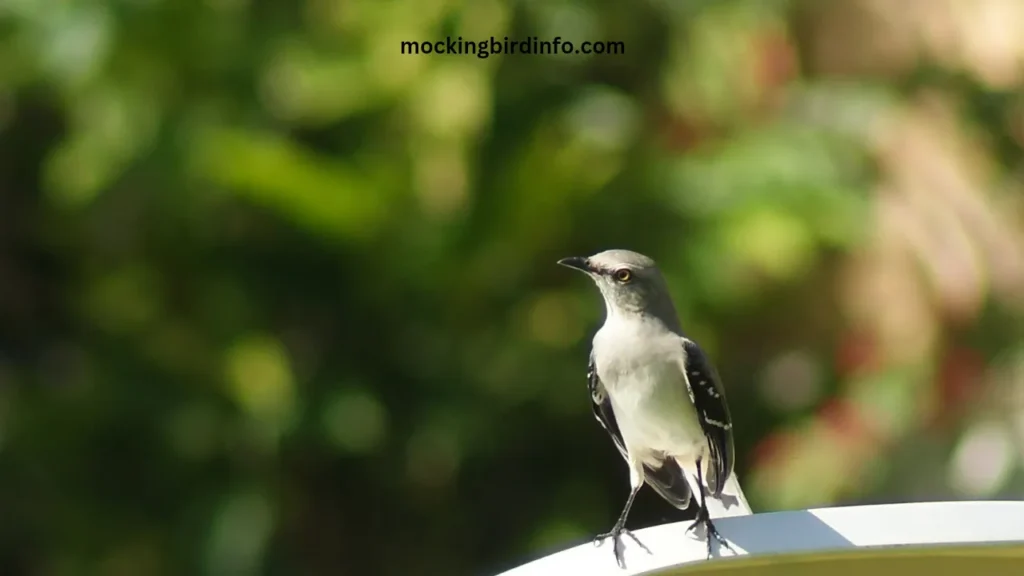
[493,500,1024,576]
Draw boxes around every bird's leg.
[686,458,734,559]
[594,484,651,569]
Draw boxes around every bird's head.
[558,249,677,320]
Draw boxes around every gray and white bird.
[559,249,751,568]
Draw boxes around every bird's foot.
[686,509,734,559]
[594,524,651,569]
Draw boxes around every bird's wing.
[588,350,692,509]
[679,338,736,498]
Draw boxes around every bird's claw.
[686,511,734,559]
[594,526,651,569]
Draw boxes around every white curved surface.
[495,501,1024,576]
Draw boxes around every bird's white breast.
[592,317,706,463]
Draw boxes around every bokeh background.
[3,0,1024,574]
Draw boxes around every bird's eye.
[613,269,632,283]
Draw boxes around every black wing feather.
[588,351,692,510]
[680,338,735,497]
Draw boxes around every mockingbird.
[558,249,751,568]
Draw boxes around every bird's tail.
[705,471,752,518]
[677,460,753,517]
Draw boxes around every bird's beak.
[557,256,592,273]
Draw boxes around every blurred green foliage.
[2,0,1024,575]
